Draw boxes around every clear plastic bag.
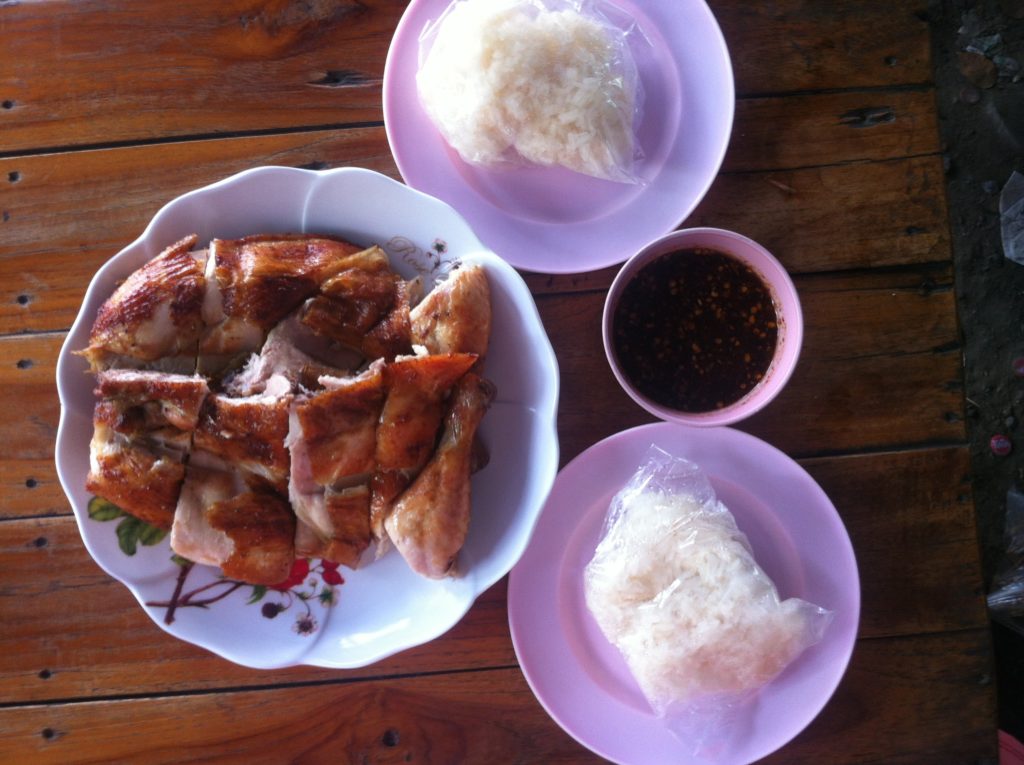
[416,0,645,183]
[583,446,832,748]
[988,487,1024,635]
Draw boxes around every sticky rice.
[417,0,637,181]
[584,485,826,712]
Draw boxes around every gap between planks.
[0,663,524,711]
[0,624,991,711]
[0,121,387,162]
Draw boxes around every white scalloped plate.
[55,166,561,669]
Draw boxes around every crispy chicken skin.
[82,235,206,371]
[86,415,185,529]
[287,362,385,567]
[86,371,210,528]
[384,373,495,578]
[362,277,419,361]
[208,491,296,584]
[299,246,421,362]
[193,392,293,493]
[171,463,294,585]
[83,233,497,582]
[294,486,373,568]
[410,264,491,360]
[290,361,386,487]
[95,370,209,432]
[200,235,366,361]
[370,352,478,540]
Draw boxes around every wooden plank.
[1,267,962,520]
[1,148,952,333]
[0,446,982,702]
[541,273,963,461]
[0,334,61,466]
[787,265,957,360]
[0,517,516,705]
[742,351,965,456]
[1,91,944,334]
[760,630,996,764]
[554,348,964,462]
[524,156,952,294]
[724,90,940,173]
[689,156,951,273]
[0,1,932,153]
[0,128,399,336]
[0,0,404,153]
[718,0,931,96]
[802,447,987,638]
[0,631,995,765]
[0,460,67,521]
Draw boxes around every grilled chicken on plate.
[83,234,495,584]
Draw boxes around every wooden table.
[0,1,998,762]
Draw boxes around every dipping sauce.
[611,247,779,412]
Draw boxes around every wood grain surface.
[0,630,993,765]
[0,0,997,762]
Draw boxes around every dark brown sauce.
[612,247,779,412]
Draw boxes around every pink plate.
[508,423,860,765]
[383,0,734,274]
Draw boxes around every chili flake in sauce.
[612,247,779,412]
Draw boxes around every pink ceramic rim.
[602,228,803,427]
[382,0,735,274]
[507,421,860,765]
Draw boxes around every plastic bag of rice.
[583,446,832,726]
[416,0,642,183]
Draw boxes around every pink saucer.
[383,0,734,274]
[508,423,860,765]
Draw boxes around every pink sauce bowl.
[602,227,803,427]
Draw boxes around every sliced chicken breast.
[193,391,293,493]
[171,461,295,585]
[86,414,186,530]
[200,234,366,363]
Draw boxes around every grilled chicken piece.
[289,361,385,488]
[95,370,209,433]
[86,413,186,530]
[384,373,495,578]
[200,234,365,366]
[370,353,478,540]
[299,246,420,362]
[410,264,491,360]
[300,247,397,347]
[223,315,359,397]
[170,462,295,585]
[86,370,210,527]
[193,392,293,493]
[81,235,206,372]
[286,362,385,567]
[362,278,420,361]
[294,485,372,568]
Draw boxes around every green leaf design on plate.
[87,496,124,522]
[116,516,143,556]
[138,523,167,547]
[318,588,335,606]
[170,554,192,567]
[114,516,166,556]
[247,585,267,605]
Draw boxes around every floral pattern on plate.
[87,497,341,635]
